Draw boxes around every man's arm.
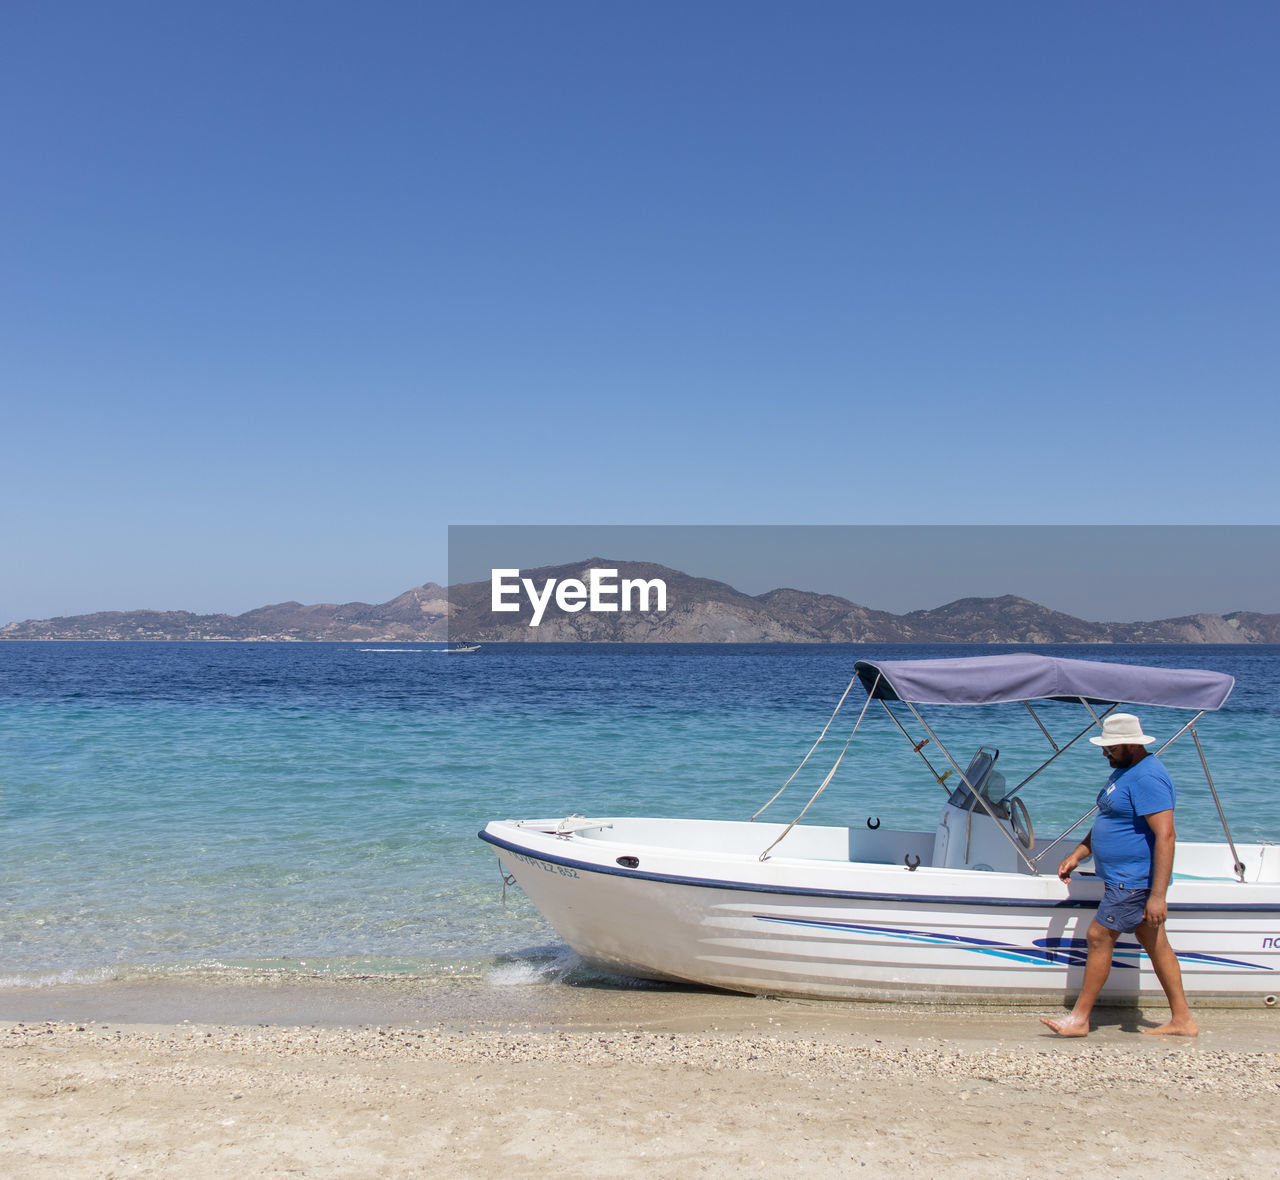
[1056,830,1092,883]
[1144,809,1176,925]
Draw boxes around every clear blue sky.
[3,1,1277,622]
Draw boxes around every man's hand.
[1056,837,1092,883]
[1145,894,1168,926]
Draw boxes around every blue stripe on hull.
[752,914,1269,972]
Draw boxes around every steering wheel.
[1006,796,1034,849]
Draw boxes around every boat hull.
[481,819,1280,1007]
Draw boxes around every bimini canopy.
[853,653,1234,711]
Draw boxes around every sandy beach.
[3,975,1278,1177]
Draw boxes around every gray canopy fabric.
[853,653,1234,711]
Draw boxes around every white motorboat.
[480,653,1280,1006]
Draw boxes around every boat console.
[932,747,1034,872]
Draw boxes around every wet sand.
[3,974,1279,1176]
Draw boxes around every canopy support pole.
[1155,711,1207,756]
[1190,723,1246,883]
[1030,701,1117,861]
[1030,807,1098,870]
[879,700,956,791]
[1005,703,1121,801]
[1024,702,1060,751]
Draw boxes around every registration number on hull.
[508,851,580,879]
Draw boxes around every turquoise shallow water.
[2,642,1279,986]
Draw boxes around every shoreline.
[4,976,1279,1176]
[4,967,1280,1040]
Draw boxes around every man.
[1040,712,1198,1038]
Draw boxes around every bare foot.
[1141,1017,1199,1036]
[1040,1014,1090,1037]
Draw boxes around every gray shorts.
[1097,882,1150,933]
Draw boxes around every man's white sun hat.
[1089,713,1156,747]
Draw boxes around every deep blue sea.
[3,642,1279,988]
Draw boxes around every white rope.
[758,673,880,861]
[750,673,859,821]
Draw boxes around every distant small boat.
[444,643,481,654]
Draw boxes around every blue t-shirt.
[1091,755,1176,888]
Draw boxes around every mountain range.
[4,558,1278,643]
